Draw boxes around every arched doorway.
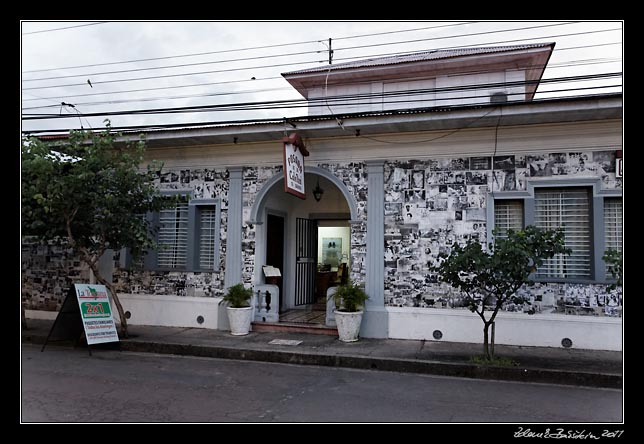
[251,167,357,323]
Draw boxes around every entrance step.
[252,321,338,336]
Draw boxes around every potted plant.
[223,283,254,336]
[331,280,369,342]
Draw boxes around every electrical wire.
[22,91,622,136]
[22,22,108,35]
[22,23,619,89]
[21,54,622,108]
[22,21,476,74]
[22,74,622,120]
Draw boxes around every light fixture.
[313,178,324,202]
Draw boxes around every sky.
[20,21,623,135]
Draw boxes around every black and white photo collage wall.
[383,151,621,315]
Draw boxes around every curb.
[23,333,621,389]
[120,340,622,389]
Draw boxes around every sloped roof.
[282,43,555,76]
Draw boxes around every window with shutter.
[534,188,591,279]
[604,197,622,275]
[494,199,524,239]
[157,202,189,269]
[198,206,217,270]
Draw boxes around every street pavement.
[22,318,622,389]
[21,344,623,423]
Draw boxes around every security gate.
[295,218,317,306]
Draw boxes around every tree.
[22,122,172,337]
[433,226,570,361]
[602,248,622,292]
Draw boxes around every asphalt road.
[21,344,623,423]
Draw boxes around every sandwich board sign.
[74,284,119,345]
[41,283,119,355]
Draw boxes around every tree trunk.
[482,322,491,361]
[87,261,129,338]
[22,305,28,330]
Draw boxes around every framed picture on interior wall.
[322,238,342,268]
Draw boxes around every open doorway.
[315,220,351,306]
[251,168,358,327]
[265,213,285,312]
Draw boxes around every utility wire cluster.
[21,21,622,134]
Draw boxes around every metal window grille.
[494,199,524,239]
[604,197,622,274]
[534,188,591,279]
[157,202,188,268]
[199,206,217,270]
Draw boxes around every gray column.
[224,167,244,288]
[363,160,387,338]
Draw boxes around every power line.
[22,27,620,92]
[22,23,595,84]
[22,58,327,91]
[21,49,622,105]
[333,22,581,52]
[23,22,582,83]
[22,22,108,35]
[22,72,622,120]
[21,76,285,103]
[21,56,622,111]
[22,21,476,74]
[22,91,622,135]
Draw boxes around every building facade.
[22,44,623,350]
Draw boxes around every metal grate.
[534,188,591,279]
[157,202,189,268]
[199,206,217,270]
[604,197,622,274]
[494,199,524,239]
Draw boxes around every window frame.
[139,193,223,273]
[487,177,622,284]
[187,198,222,273]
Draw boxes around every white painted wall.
[117,294,223,329]
[25,294,225,330]
[385,307,622,351]
[305,69,524,115]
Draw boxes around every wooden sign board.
[282,133,309,199]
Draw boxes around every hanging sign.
[283,133,310,199]
[74,284,119,345]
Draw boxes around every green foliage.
[223,284,253,308]
[21,121,171,262]
[433,226,570,359]
[331,279,369,312]
[603,248,622,291]
[22,122,176,336]
[434,226,570,315]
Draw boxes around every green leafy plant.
[433,226,570,361]
[21,121,173,337]
[331,279,369,312]
[224,283,253,308]
[603,248,623,291]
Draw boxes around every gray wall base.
[360,306,388,339]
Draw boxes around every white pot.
[334,310,364,342]
[226,306,253,336]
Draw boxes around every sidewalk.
[22,318,622,389]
